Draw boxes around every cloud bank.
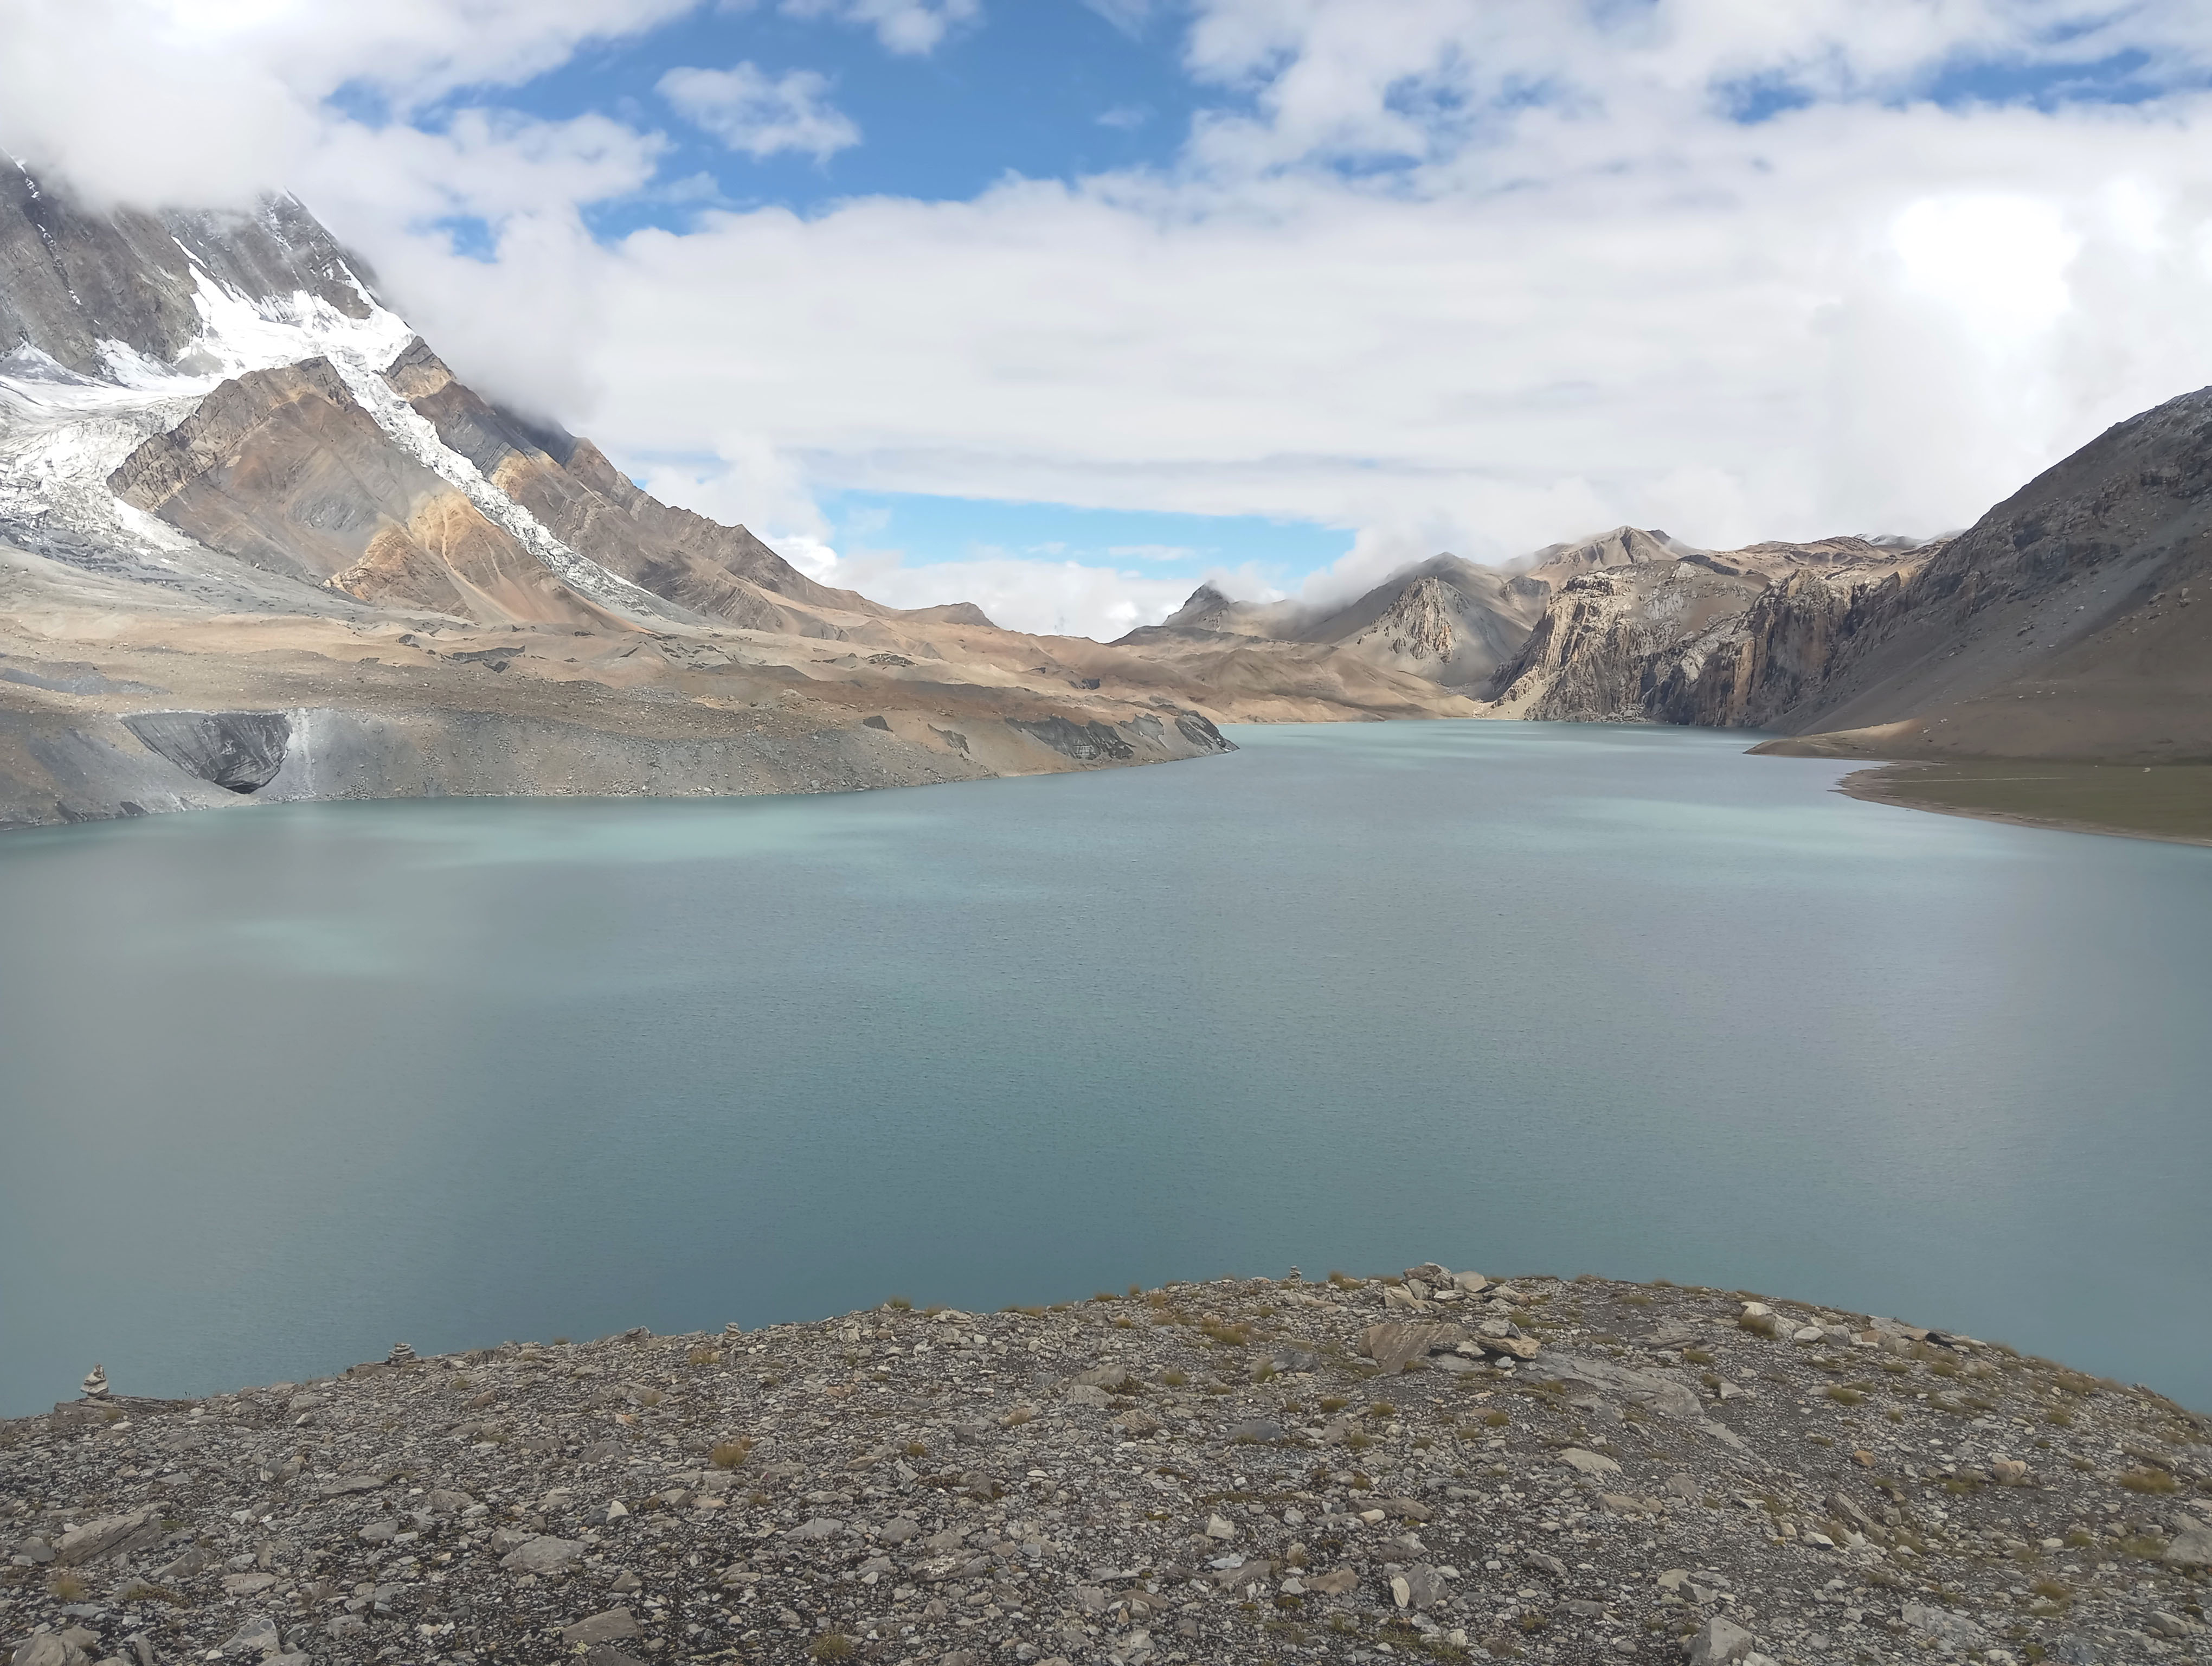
[11,0,2212,634]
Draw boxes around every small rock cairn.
[385,1343,416,1367]
[78,1364,109,1402]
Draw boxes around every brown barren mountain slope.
[9,165,2211,840]
[0,176,1238,832]
[1744,387,2212,765]
[106,360,623,629]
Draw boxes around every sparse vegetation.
[2119,1466,2178,1494]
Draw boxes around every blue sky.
[381,0,1358,611]
[17,1,2212,634]
[513,4,1204,229]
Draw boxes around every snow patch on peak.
[0,260,679,627]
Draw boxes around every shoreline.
[1836,762,2212,849]
[6,1267,2208,1666]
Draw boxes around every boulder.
[561,1610,639,1646]
[11,1637,88,1666]
[1559,1447,1622,1477]
[1358,1322,1464,1374]
[1684,1615,1756,1664]
[1901,1603,1988,1648]
[498,1535,581,1575]
[2162,1525,2212,1568]
[53,1508,162,1567]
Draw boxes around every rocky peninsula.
[5,1270,2209,1666]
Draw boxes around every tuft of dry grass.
[2119,1467,2178,1494]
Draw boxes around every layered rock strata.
[4,1270,2206,1666]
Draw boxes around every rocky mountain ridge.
[7,161,2210,837]
[0,169,1238,831]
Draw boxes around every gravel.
[5,1267,2209,1665]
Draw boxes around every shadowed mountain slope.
[1742,387,2212,762]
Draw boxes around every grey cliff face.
[0,163,375,377]
[119,710,292,793]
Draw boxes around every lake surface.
[3,722,2208,1416]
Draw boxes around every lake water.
[2,721,2207,1417]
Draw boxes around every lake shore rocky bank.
[6,1270,2208,1666]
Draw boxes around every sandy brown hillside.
[0,172,1240,832]
[1112,554,1553,717]
[9,161,2209,839]
[1743,386,2212,764]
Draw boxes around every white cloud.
[1083,0,1156,37]
[777,0,981,56]
[826,548,1198,637]
[18,0,2212,636]
[0,0,692,207]
[563,91,2212,621]
[659,63,861,160]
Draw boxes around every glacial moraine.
[6,1270,2208,1666]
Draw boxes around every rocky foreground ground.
[6,1268,2210,1666]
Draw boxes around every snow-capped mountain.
[0,165,1232,830]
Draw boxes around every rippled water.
[2,722,2207,1415]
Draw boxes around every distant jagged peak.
[1521,525,1696,575]
[904,601,998,629]
[1359,571,1459,661]
[1164,580,1234,625]
[1159,580,1295,636]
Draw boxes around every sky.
[11,2,2212,636]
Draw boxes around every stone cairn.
[79,1364,109,1401]
[386,1343,416,1367]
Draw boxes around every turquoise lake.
[2,721,2207,1415]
